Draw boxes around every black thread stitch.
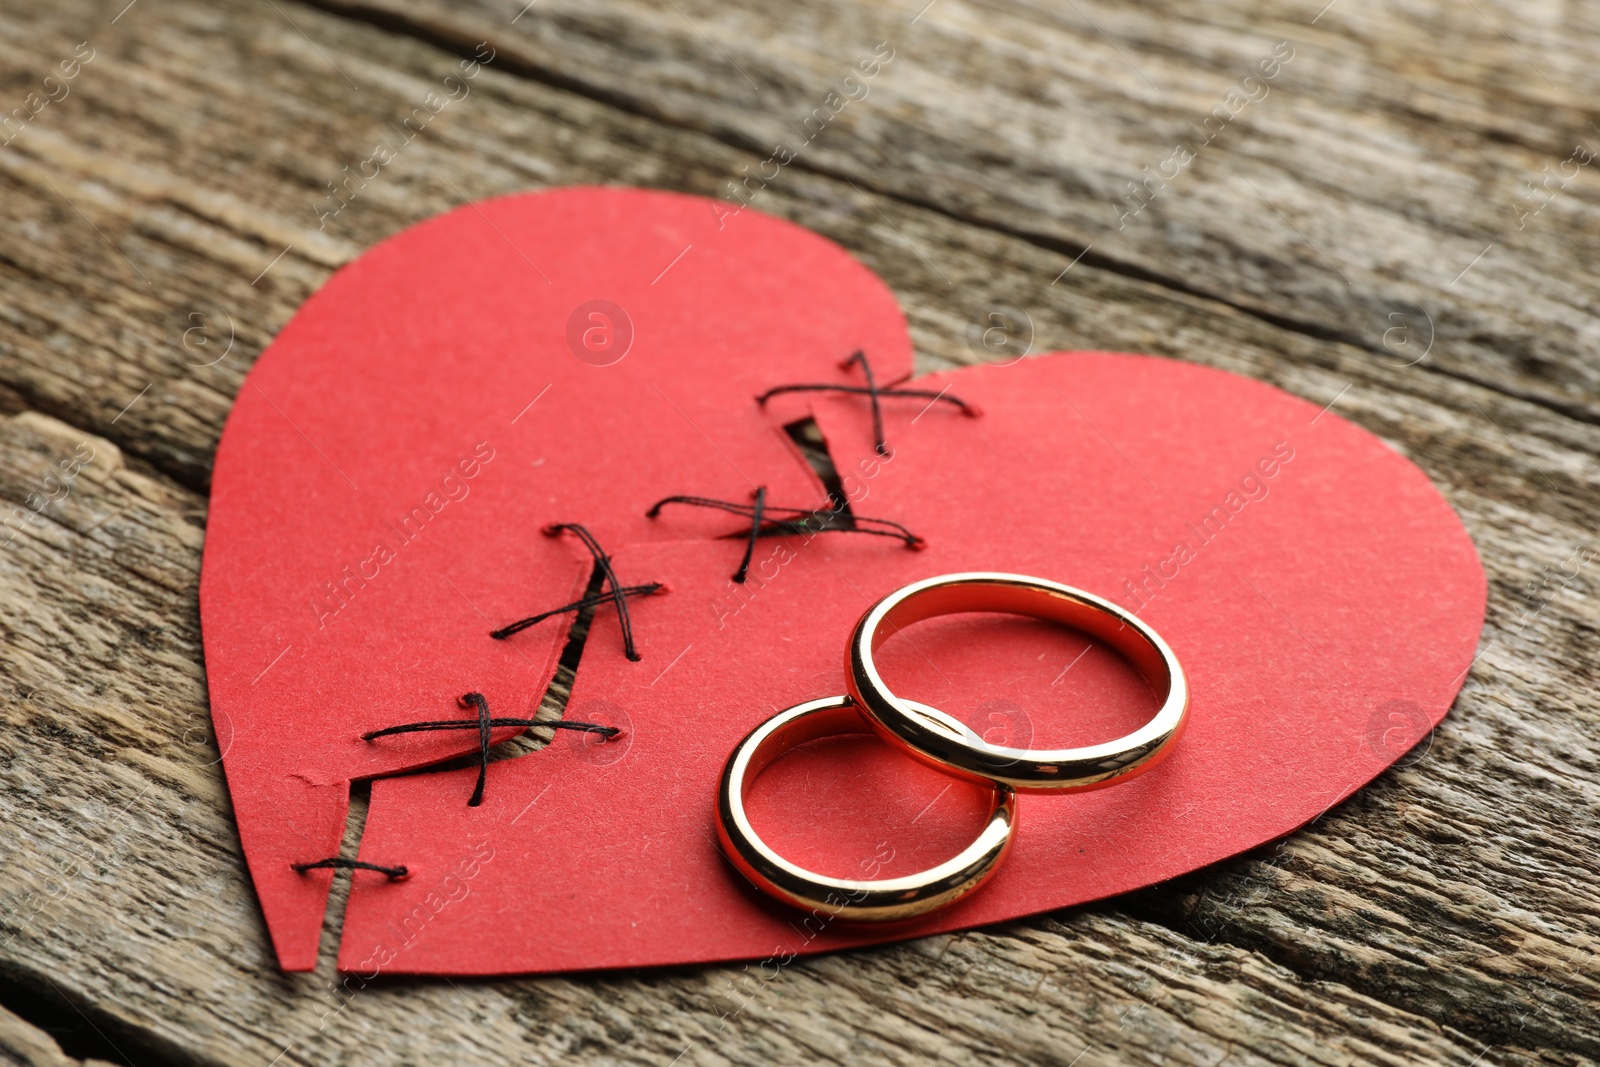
[345,400,916,831]
[490,583,663,639]
[647,492,925,581]
[735,486,767,583]
[291,857,409,879]
[547,524,652,662]
[755,350,976,456]
[361,525,641,811]
[533,523,655,662]
[365,692,621,807]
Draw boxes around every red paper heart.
[201,189,1484,975]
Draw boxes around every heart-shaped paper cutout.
[202,189,1485,975]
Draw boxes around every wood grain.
[315,0,1600,423]
[0,0,1595,1064]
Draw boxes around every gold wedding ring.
[716,695,1016,922]
[846,573,1188,793]
[715,572,1186,920]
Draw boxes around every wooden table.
[1,0,1596,1063]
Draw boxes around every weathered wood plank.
[0,389,1579,1064]
[0,0,1595,1064]
[0,413,1550,1067]
[0,1000,117,1067]
[312,0,1600,424]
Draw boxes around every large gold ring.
[846,573,1189,793]
[716,695,1017,922]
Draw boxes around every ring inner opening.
[744,710,996,881]
[871,585,1164,750]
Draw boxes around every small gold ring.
[846,573,1189,793]
[716,695,1017,922]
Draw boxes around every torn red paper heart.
[201,189,1485,975]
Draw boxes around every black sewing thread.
[647,494,924,546]
[291,857,409,879]
[365,692,621,807]
[490,583,662,639]
[647,492,924,584]
[359,525,645,809]
[735,486,767,583]
[540,523,651,662]
[755,350,975,456]
[346,356,940,820]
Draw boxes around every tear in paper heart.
[200,188,1485,975]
